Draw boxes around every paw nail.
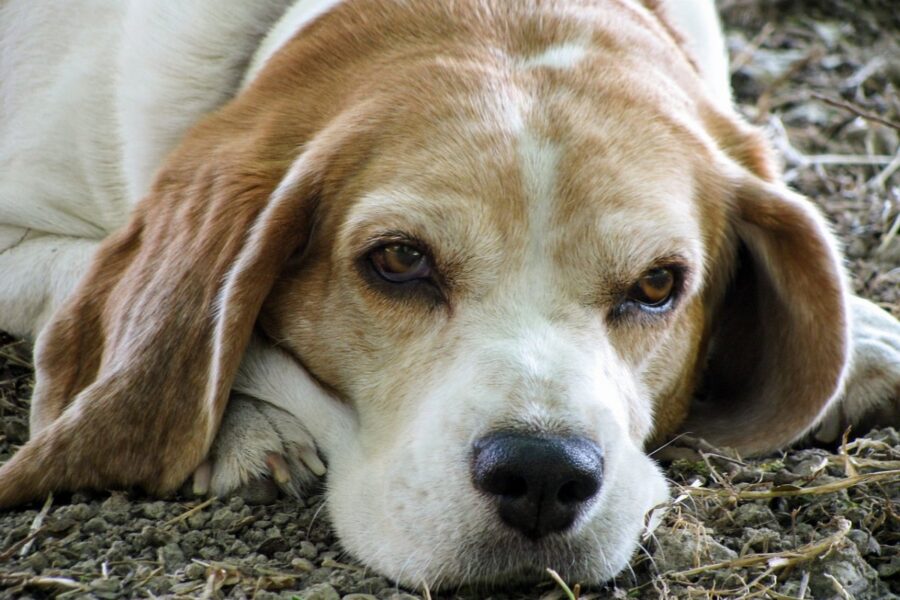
[266,453,292,484]
[299,448,327,476]
[192,461,211,496]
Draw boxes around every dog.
[1,0,898,589]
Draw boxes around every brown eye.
[628,268,675,307]
[370,244,431,283]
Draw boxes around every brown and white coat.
[0,0,898,588]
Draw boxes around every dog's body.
[1,0,898,588]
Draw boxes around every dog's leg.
[814,296,900,441]
[193,334,356,500]
[0,229,98,339]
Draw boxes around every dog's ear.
[0,113,340,507]
[684,168,851,456]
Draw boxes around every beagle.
[1,0,898,589]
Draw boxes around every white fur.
[663,0,732,104]
[518,42,589,70]
[0,0,299,338]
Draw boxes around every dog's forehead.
[336,68,707,294]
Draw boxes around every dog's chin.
[341,494,658,590]
[448,530,635,589]
[352,516,650,591]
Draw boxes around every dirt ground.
[1,1,899,598]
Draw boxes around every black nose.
[471,432,604,540]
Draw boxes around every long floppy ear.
[0,119,335,507]
[684,170,851,455]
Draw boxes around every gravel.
[2,1,899,598]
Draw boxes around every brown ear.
[684,173,851,455]
[0,118,334,507]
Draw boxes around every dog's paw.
[814,296,900,442]
[191,393,326,502]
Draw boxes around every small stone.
[291,557,315,572]
[209,507,240,529]
[141,501,169,520]
[180,530,206,554]
[100,493,132,524]
[141,525,173,547]
[652,527,737,572]
[159,542,186,567]
[298,540,318,560]
[83,516,108,533]
[877,555,900,578]
[300,583,341,600]
[847,529,880,556]
[356,577,390,594]
[187,510,211,529]
[731,503,777,529]
[45,516,76,534]
[808,541,878,598]
[184,562,206,579]
[63,502,97,521]
[343,595,378,600]
[25,551,49,573]
[258,536,290,556]
[104,540,129,562]
[145,576,174,594]
[231,540,250,555]
[90,578,121,593]
[69,492,95,504]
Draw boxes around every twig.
[163,496,217,527]
[877,212,900,255]
[871,149,900,191]
[0,574,88,593]
[681,469,900,500]
[824,573,853,600]
[19,493,53,557]
[730,23,775,73]
[546,568,579,600]
[811,92,900,131]
[0,527,45,562]
[800,154,894,166]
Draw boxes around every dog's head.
[0,0,849,588]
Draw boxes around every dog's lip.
[452,522,599,579]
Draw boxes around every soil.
[1,1,898,598]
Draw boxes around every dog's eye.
[628,268,674,307]
[370,244,432,283]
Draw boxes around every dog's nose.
[471,432,604,539]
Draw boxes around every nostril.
[482,470,528,498]
[557,478,599,504]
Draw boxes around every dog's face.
[0,0,850,589]
[257,51,731,584]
